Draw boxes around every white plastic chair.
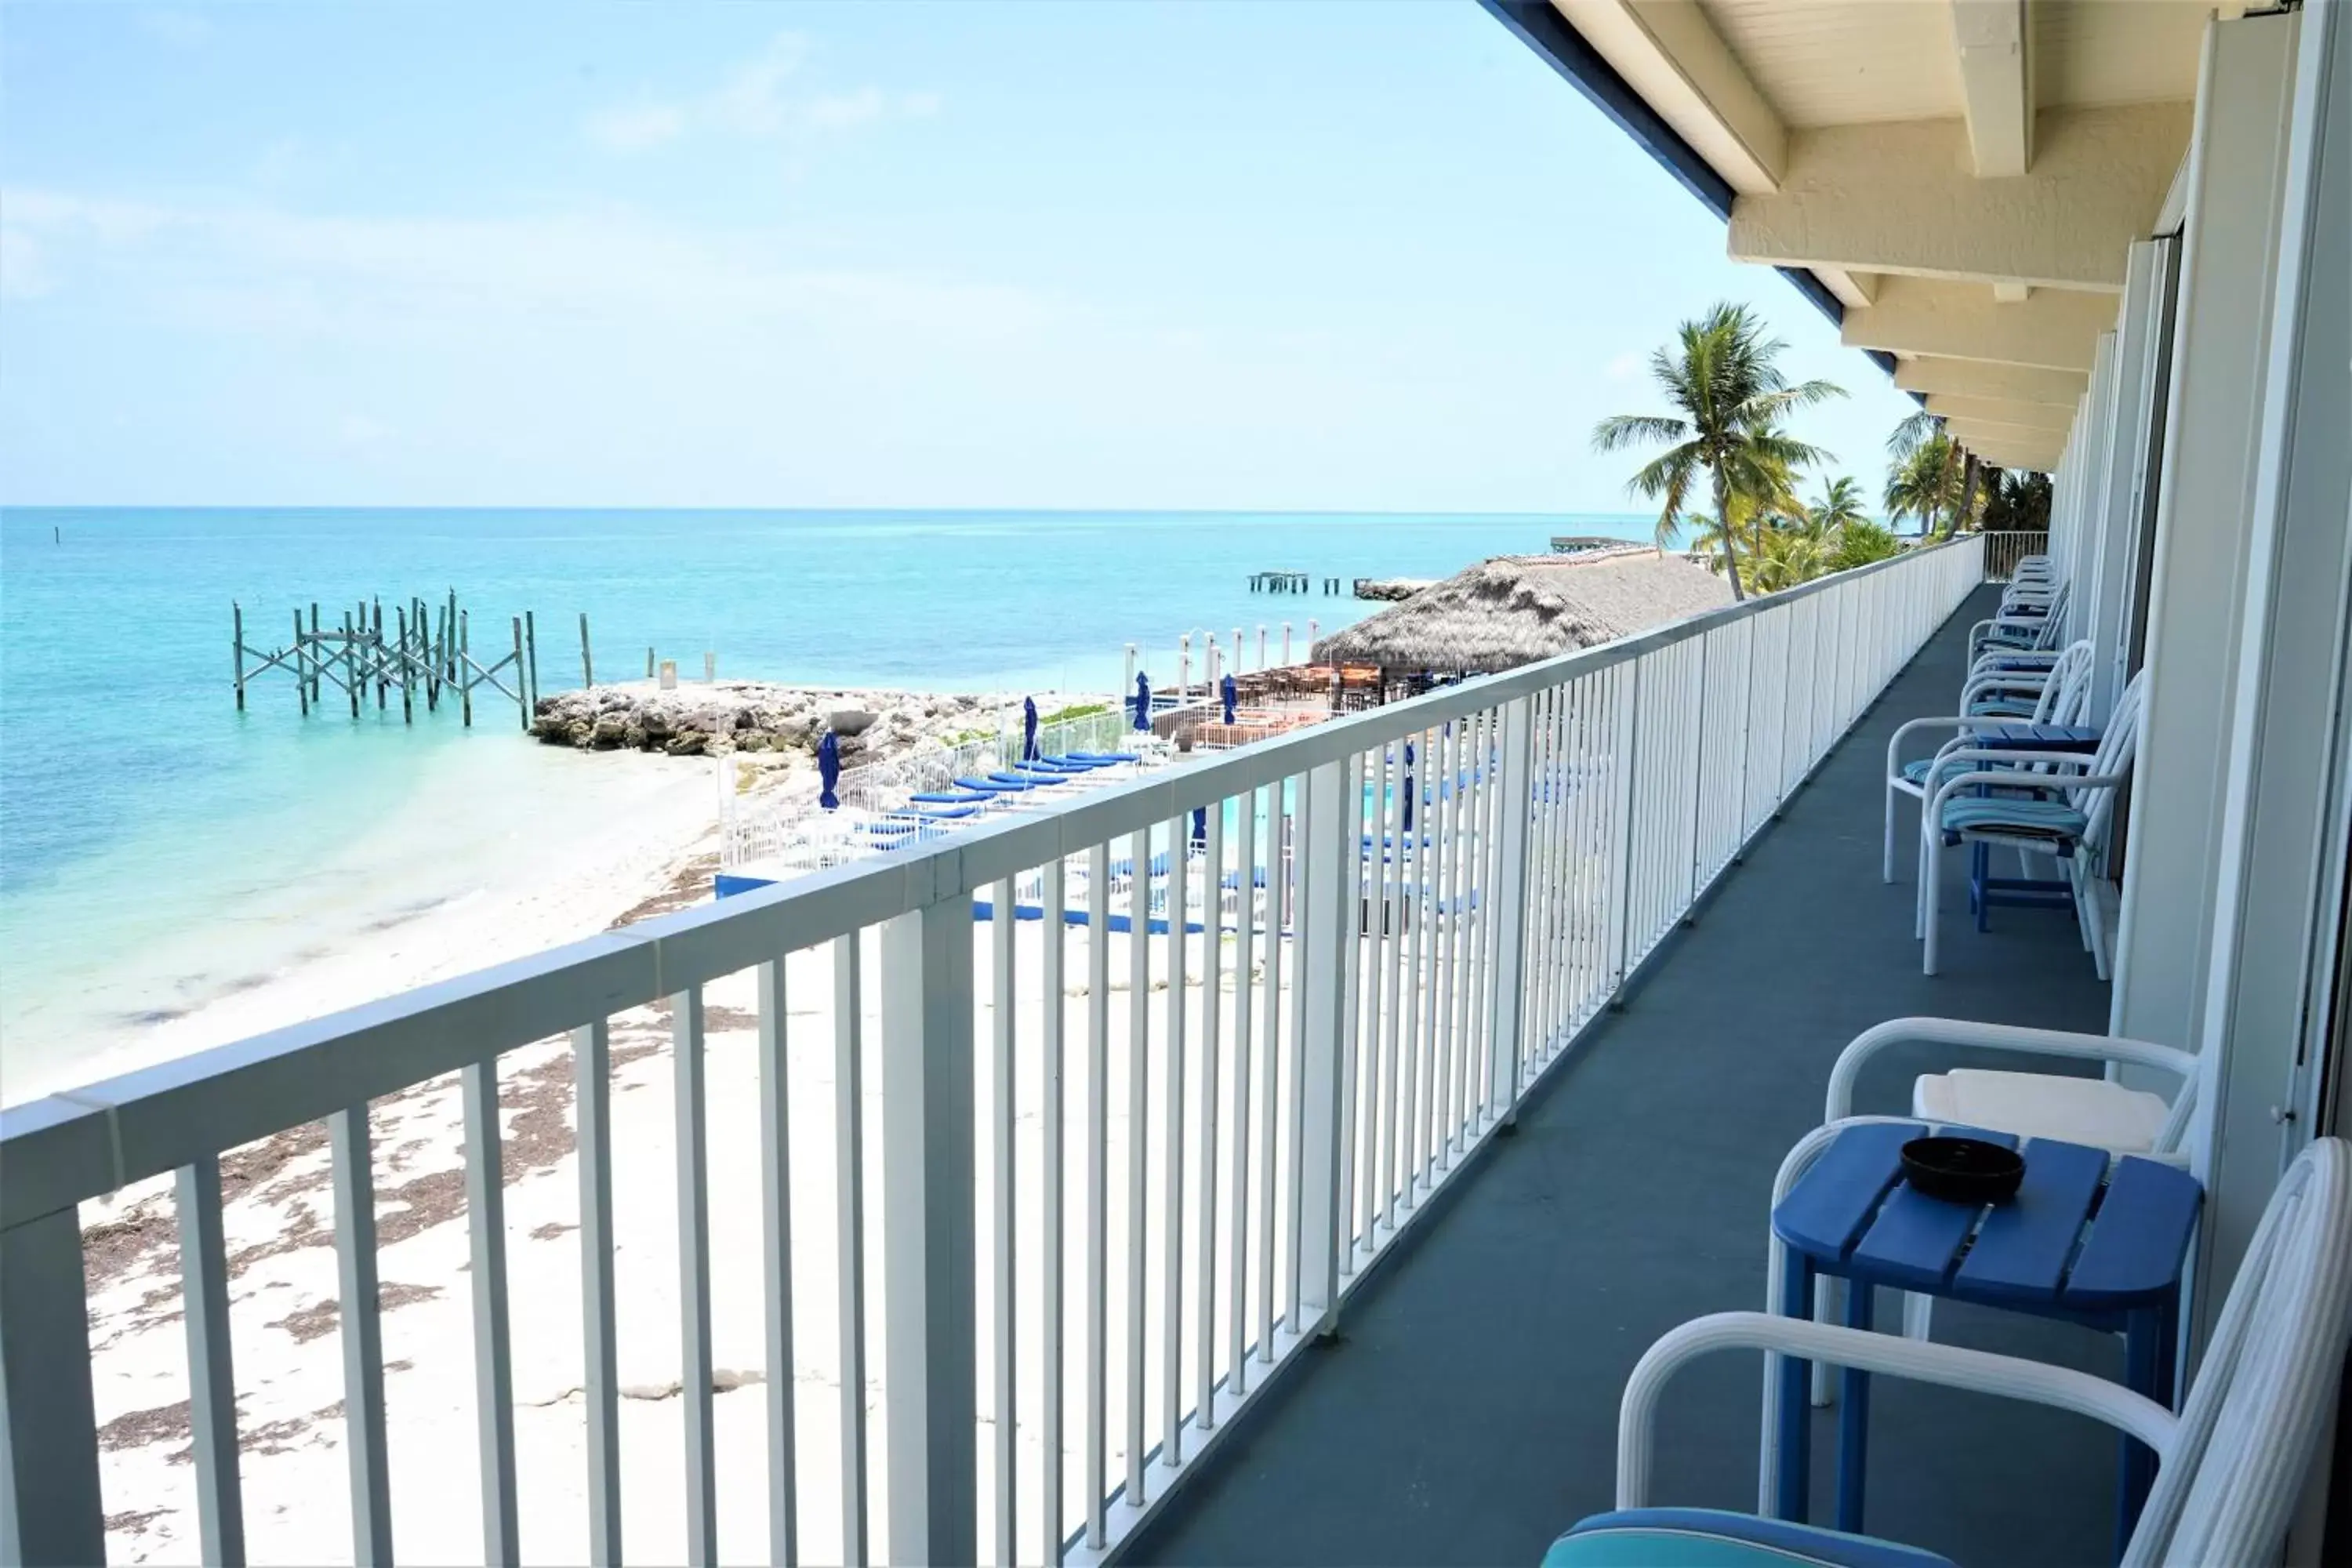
[1813,1015,2198,1356]
[1546,1138,2352,1568]
[1828,1015,2198,1163]
[1918,671,2146,977]
[1883,642,2097,882]
[1970,579,2071,658]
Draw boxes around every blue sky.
[0,2,1919,512]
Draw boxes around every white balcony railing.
[1979,529,2049,583]
[0,536,1986,1568]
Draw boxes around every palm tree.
[1593,303,1845,601]
[1746,526,1834,592]
[1831,517,1903,572]
[1804,475,1868,534]
[1980,469,2054,532]
[1885,428,1969,534]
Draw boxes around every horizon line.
[1,503,1660,520]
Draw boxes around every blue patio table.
[1770,1121,2201,1559]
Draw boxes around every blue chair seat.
[1901,756,2027,789]
[1965,696,2040,717]
[1939,794,2087,842]
[1544,1509,1955,1568]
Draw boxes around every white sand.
[82,916,1344,1568]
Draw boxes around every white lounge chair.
[1918,671,2146,977]
[1544,1137,2352,1568]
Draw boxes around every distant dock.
[1247,571,1348,594]
[230,592,550,729]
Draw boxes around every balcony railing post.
[1485,696,1536,1124]
[1604,659,1642,1002]
[879,890,979,1567]
[0,1209,105,1568]
[1684,633,1711,911]
[1297,758,1352,1334]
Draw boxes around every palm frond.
[1592,413,1690,453]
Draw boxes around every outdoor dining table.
[1770,1120,2202,1561]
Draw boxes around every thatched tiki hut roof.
[1312,547,1733,677]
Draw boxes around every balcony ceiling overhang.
[1893,356,2088,408]
[1946,421,2065,474]
[1527,0,2216,470]
[1923,394,2076,434]
[1842,275,2118,373]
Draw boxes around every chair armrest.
[1824,1017,2196,1123]
[1885,715,1975,772]
[1925,769,2131,825]
[1620,1311,2178,1510]
[1926,746,2092,771]
[1962,674,2053,705]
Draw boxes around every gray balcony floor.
[1131,586,2125,1568]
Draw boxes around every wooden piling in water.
[396,606,415,723]
[579,612,593,688]
[512,617,528,732]
[647,646,655,680]
[238,588,557,730]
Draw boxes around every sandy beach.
[78,916,1308,1568]
[52,684,1303,1566]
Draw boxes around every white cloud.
[586,104,688,153]
[0,186,1058,345]
[0,228,50,299]
[706,32,811,136]
[803,87,886,132]
[1604,350,1644,382]
[583,32,938,153]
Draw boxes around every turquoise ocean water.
[0,507,1652,1086]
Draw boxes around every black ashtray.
[1900,1137,2025,1206]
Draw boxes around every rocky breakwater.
[531,681,1008,761]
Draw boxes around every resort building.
[4,3,2348,1566]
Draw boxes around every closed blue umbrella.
[1022,696,1040,763]
[1192,805,1207,847]
[1221,672,1238,725]
[1133,673,1152,731]
[818,731,841,810]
